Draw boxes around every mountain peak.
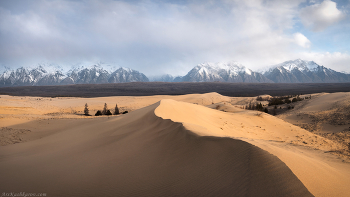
[263,59,349,83]
[272,59,320,72]
[198,61,244,70]
[182,61,271,83]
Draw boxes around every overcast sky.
[0,0,349,76]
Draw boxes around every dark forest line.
[0,82,350,98]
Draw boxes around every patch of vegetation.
[267,95,307,106]
[256,96,269,101]
[95,110,102,116]
[88,103,122,116]
[106,110,112,116]
[2,83,349,98]
[317,131,350,157]
[245,102,268,114]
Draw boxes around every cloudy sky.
[0,0,349,76]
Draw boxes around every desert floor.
[1,92,350,196]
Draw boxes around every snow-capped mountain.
[0,64,149,87]
[1,59,349,86]
[181,62,273,83]
[149,74,175,82]
[108,67,149,83]
[263,59,350,83]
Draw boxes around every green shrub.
[95,110,102,116]
[106,110,112,116]
[264,108,268,113]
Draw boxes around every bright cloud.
[299,51,350,73]
[293,33,311,48]
[300,0,344,31]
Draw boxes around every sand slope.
[0,100,312,196]
[155,99,350,197]
[277,92,350,159]
[278,92,350,131]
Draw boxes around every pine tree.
[114,104,120,115]
[256,103,263,111]
[102,103,108,115]
[264,108,268,113]
[84,103,89,116]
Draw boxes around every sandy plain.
[0,92,350,196]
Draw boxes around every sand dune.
[156,99,350,197]
[1,93,350,196]
[278,92,350,130]
[0,101,313,196]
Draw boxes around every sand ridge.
[0,92,231,127]
[155,99,350,197]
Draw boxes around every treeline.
[245,102,269,113]
[268,95,310,106]
[245,94,312,115]
[84,103,128,116]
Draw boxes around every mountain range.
[179,62,272,83]
[1,59,349,87]
[0,64,148,87]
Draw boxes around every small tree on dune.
[264,108,268,113]
[102,103,108,115]
[95,110,102,116]
[106,110,112,116]
[84,103,89,116]
[256,102,263,111]
[114,104,120,115]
